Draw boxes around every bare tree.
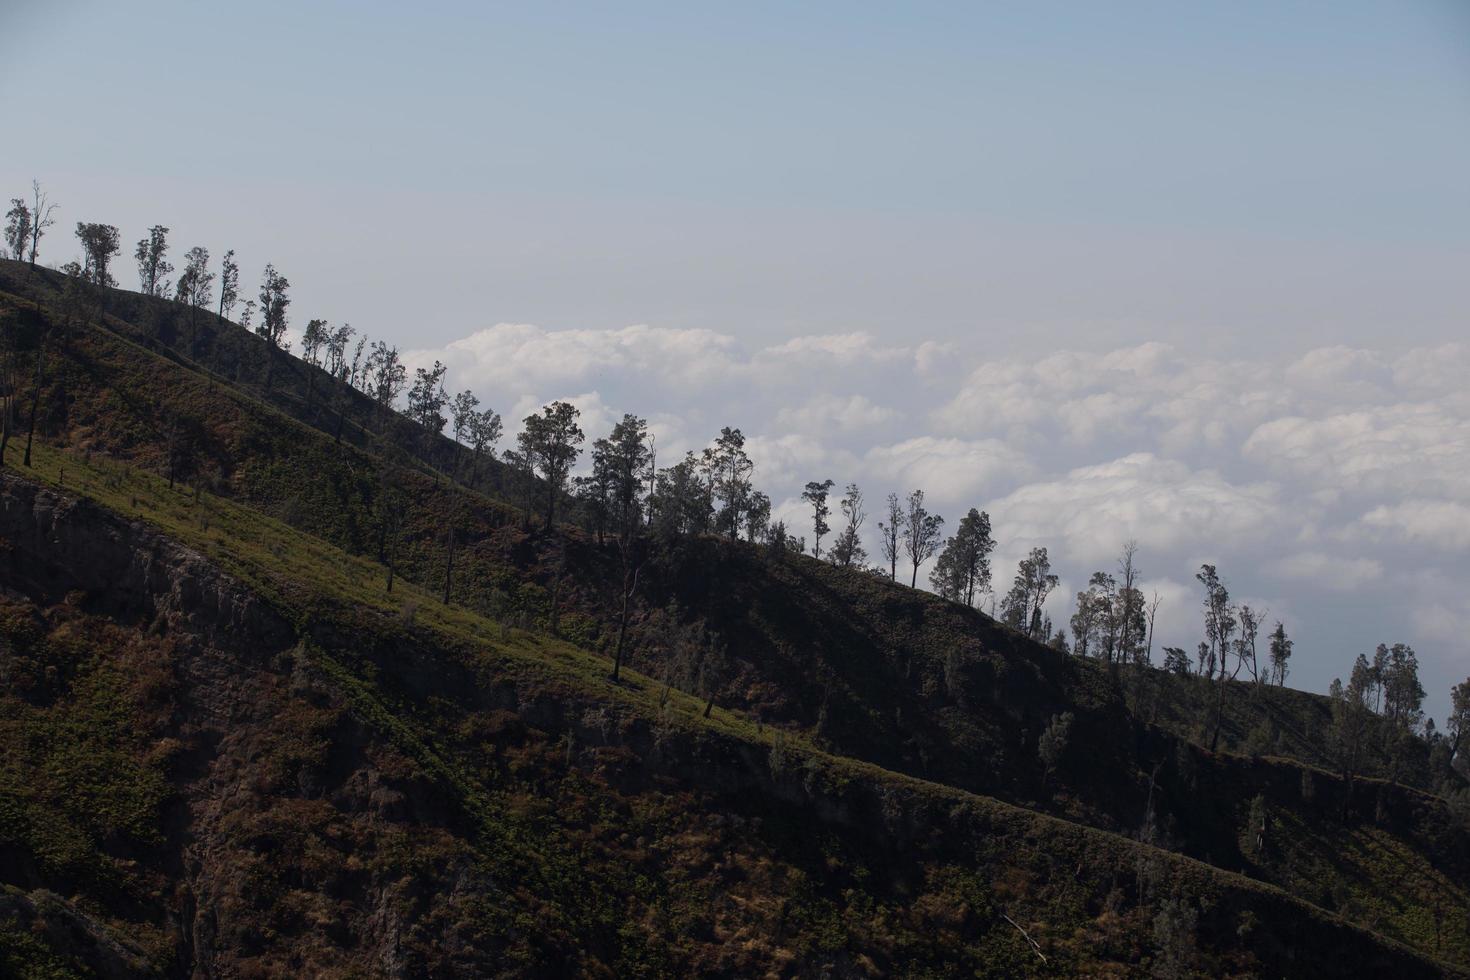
[802,479,835,558]
[26,181,58,269]
[878,491,902,580]
[901,489,944,588]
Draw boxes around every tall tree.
[366,341,406,422]
[1268,622,1293,686]
[1197,564,1239,752]
[802,478,835,558]
[134,225,173,296]
[901,489,944,588]
[255,264,291,388]
[4,199,29,262]
[828,483,868,568]
[649,452,711,541]
[300,318,329,408]
[517,400,584,528]
[467,407,503,482]
[599,414,652,541]
[930,508,995,607]
[877,492,903,581]
[218,249,239,319]
[406,360,448,433]
[75,222,121,287]
[1380,643,1425,733]
[174,245,214,312]
[745,490,772,544]
[706,427,755,542]
[1447,677,1470,775]
[1001,548,1059,640]
[26,181,57,269]
[450,390,480,445]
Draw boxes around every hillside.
[1,257,1467,976]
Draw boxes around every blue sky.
[4,1,1469,716]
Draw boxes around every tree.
[300,318,329,408]
[1070,572,1112,660]
[1162,647,1191,676]
[745,490,771,544]
[467,407,503,482]
[75,222,121,287]
[649,452,712,541]
[450,390,480,445]
[134,225,173,296]
[256,264,291,388]
[598,414,652,541]
[1447,677,1470,774]
[366,341,406,421]
[1038,711,1073,785]
[1197,564,1239,752]
[25,181,57,268]
[1380,643,1424,734]
[1115,541,1146,667]
[901,489,943,588]
[877,492,903,580]
[1001,547,1059,640]
[518,401,584,528]
[4,199,29,262]
[828,483,868,568]
[1331,655,1376,802]
[174,245,214,312]
[930,508,995,606]
[406,360,448,433]
[1268,622,1292,686]
[1235,604,1263,685]
[706,427,755,542]
[218,249,239,320]
[802,479,835,558]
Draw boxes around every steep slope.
[1,259,1467,973]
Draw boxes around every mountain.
[0,257,1466,977]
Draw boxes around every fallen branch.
[1002,912,1048,964]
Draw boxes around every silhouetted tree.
[828,483,868,568]
[25,181,57,268]
[1162,647,1191,676]
[450,390,479,445]
[706,427,755,542]
[218,249,239,319]
[1268,622,1292,686]
[405,360,448,433]
[174,245,213,315]
[467,407,502,482]
[75,222,121,287]
[802,478,834,558]
[901,489,943,588]
[1001,547,1058,640]
[745,490,771,544]
[598,414,652,541]
[366,340,406,422]
[518,400,584,528]
[255,264,291,388]
[301,318,329,408]
[930,507,994,606]
[4,199,29,262]
[877,492,902,580]
[134,225,172,296]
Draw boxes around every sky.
[3,1,1469,718]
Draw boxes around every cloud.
[1270,551,1384,592]
[773,394,900,435]
[862,436,1034,503]
[987,453,1282,565]
[1242,403,1470,501]
[1356,500,1470,551]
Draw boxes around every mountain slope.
[0,259,1466,975]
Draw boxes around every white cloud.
[987,453,1282,565]
[773,394,899,435]
[862,436,1033,503]
[1357,500,1470,551]
[1270,551,1384,592]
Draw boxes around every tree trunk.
[611,563,640,683]
[22,344,44,468]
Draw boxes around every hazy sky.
[4,2,1468,716]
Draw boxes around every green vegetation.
[0,257,1466,975]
